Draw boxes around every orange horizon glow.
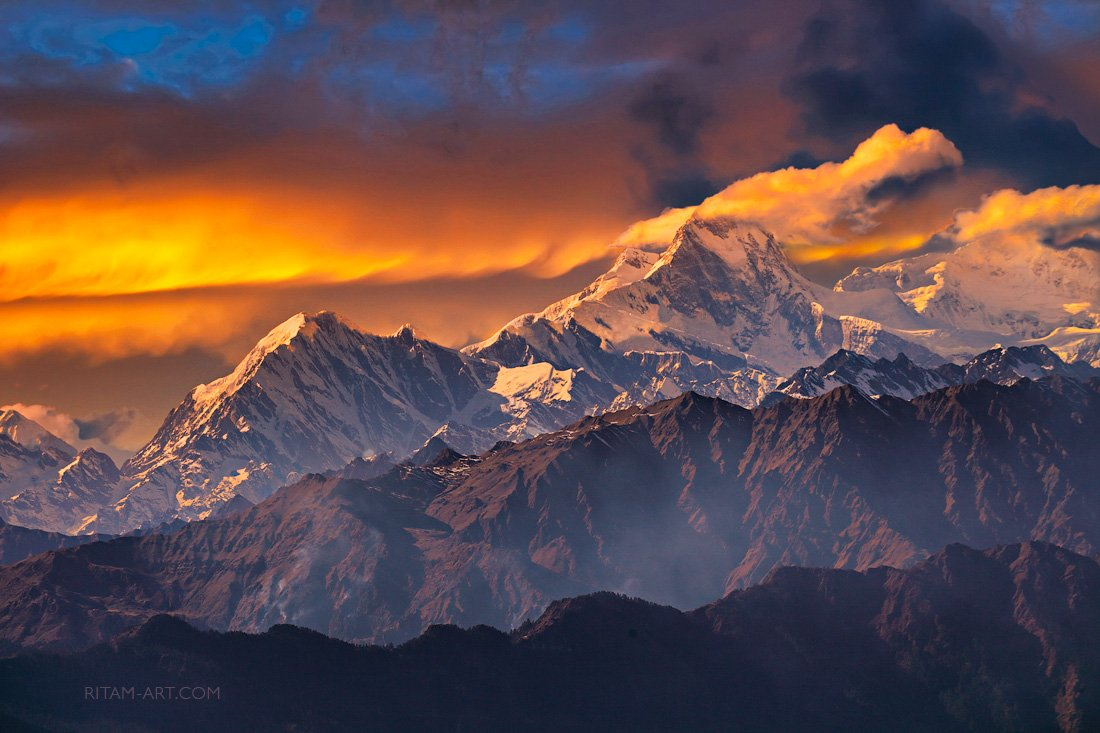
[3,126,1089,364]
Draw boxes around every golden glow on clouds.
[615,124,963,257]
[0,292,268,362]
[0,192,413,301]
[0,163,624,359]
[0,187,611,303]
[951,184,1100,243]
[796,233,931,263]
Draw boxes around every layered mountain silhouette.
[0,517,109,565]
[1,541,1096,733]
[1,376,1096,652]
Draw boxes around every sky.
[0,0,1098,459]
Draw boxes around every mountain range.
[1,374,1097,652]
[1,540,1096,732]
[0,210,1094,534]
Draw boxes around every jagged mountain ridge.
[1,376,1097,651]
[765,343,1099,404]
[1,541,1097,733]
[837,231,1100,362]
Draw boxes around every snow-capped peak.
[0,409,75,457]
[660,215,793,274]
[192,311,361,408]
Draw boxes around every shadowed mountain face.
[0,377,1097,652]
[0,518,109,566]
[0,542,1096,733]
[84,312,620,534]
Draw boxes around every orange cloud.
[0,291,271,362]
[950,184,1100,245]
[0,183,617,304]
[614,124,963,258]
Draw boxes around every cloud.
[949,184,1100,250]
[614,124,963,257]
[784,0,1100,189]
[628,78,715,156]
[0,402,136,463]
[0,250,615,367]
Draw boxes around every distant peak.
[0,409,75,455]
[61,447,121,482]
[408,435,453,465]
[820,349,864,367]
[653,390,726,416]
[391,323,418,339]
[611,246,661,271]
[75,445,108,459]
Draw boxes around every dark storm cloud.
[1038,222,1100,251]
[0,74,287,191]
[628,79,715,156]
[864,167,959,205]
[1047,233,1100,251]
[786,0,1100,188]
[626,76,725,208]
[767,149,828,171]
[649,171,724,209]
[75,409,138,443]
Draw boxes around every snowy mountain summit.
[470,216,940,381]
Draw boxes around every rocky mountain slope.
[1,376,1097,651]
[1,541,1096,733]
[468,217,940,393]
